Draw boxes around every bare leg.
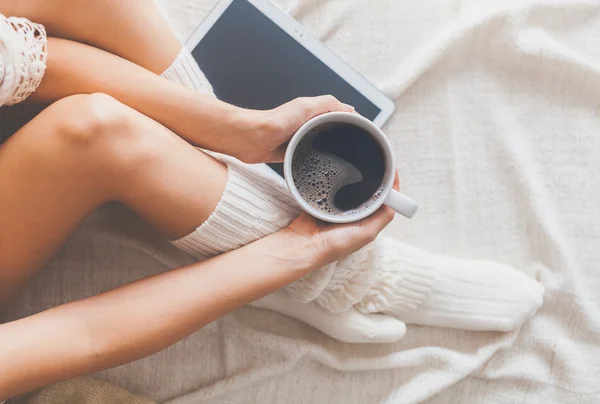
[0,0,180,73]
[0,93,227,307]
[3,0,349,165]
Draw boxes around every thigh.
[0,95,111,307]
[1,0,180,73]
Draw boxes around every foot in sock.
[162,49,545,338]
[350,237,545,332]
[250,290,406,344]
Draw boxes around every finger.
[361,205,395,236]
[360,171,400,234]
[297,95,354,121]
[324,171,399,235]
[393,169,400,191]
[342,103,356,112]
[269,144,288,163]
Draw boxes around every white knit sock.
[250,290,406,344]
[352,237,544,332]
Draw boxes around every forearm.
[0,229,313,399]
[30,37,254,153]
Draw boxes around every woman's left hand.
[231,95,354,164]
[280,171,400,271]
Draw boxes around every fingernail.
[342,103,355,111]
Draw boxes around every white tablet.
[186,0,395,127]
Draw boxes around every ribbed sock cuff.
[171,158,301,259]
[160,47,213,94]
[309,244,377,312]
[355,238,437,316]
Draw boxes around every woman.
[0,0,544,400]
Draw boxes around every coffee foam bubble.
[292,127,384,216]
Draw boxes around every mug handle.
[384,190,419,219]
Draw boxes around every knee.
[50,93,156,169]
[56,93,135,145]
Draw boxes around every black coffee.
[292,123,386,215]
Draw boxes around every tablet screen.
[190,0,382,121]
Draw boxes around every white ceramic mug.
[283,112,419,223]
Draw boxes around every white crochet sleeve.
[0,14,47,106]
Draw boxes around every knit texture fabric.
[385,252,545,332]
[354,238,438,316]
[301,243,377,312]
[252,290,406,344]
[160,47,213,94]
[171,157,301,257]
[355,238,544,331]
[0,15,47,106]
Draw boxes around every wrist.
[216,105,271,162]
[261,229,323,278]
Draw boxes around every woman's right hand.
[212,95,354,164]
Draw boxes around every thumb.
[268,96,355,163]
[283,95,355,128]
[301,94,355,118]
[250,290,406,344]
[268,144,288,163]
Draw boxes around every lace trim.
[0,15,47,106]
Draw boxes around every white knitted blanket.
[5,0,600,402]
